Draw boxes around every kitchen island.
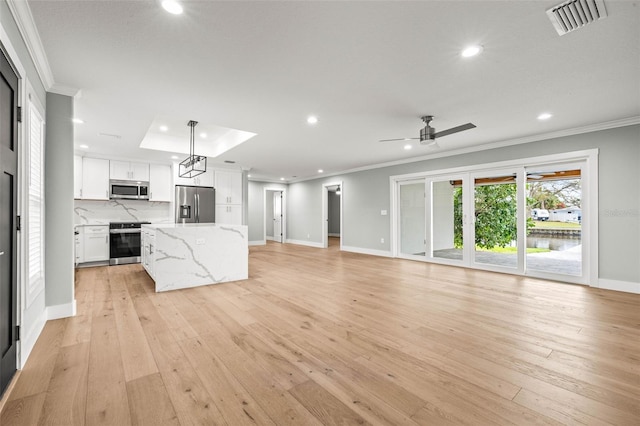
[141,223,248,292]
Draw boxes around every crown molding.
[291,116,640,183]
[49,84,81,98]
[6,0,56,90]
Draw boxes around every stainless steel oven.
[109,222,149,265]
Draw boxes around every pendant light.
[178,120,207,178]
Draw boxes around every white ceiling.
[26,0,640,182]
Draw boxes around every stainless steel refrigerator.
[175,185,215,223]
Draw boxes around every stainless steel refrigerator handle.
[195,193,200,222]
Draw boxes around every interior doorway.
[264,188,286,243]
[322,182,342,249]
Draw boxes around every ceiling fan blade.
[432,123,476,138]
[378,137,420,142]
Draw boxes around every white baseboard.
[285,239,324,248]
[341,245,392,258]
[47,299,77,320]
[249,240,266,246]
[597,278,640,294]
[19,309,47,369]
[328,233,341,237]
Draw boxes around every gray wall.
[45,93,75,308]
[286,125,640,283]
[247,181,287,242]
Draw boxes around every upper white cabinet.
[215,170,243,205]
[173,164,214,187]
[214,170,243,225]
[80,157,110,200]
[110,160,149,181]
[74,155,83,199]
[149,164,171,202]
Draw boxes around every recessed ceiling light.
[318,169,324,173]
[404,144,412,150]
[537,112,553,120]
[159,125,168,132]
[72,118,84,124]
[171,155,179,160]
[79,144,89,149]
[247,174,252,178]
[461,45,483,58]
[307,116,318,125]
[200,132,207,138]
[161,0,183,15]
[280,177,285,181]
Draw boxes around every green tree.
[454,184,532,249]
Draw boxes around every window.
[27,100,45,305]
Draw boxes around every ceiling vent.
[546,0,608,36]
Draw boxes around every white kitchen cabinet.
[214,170,243,225]
[149,164,172,202]
[173,163,214,187]
[141,226,156,278]
[82,225,109,262]
[81,157,110,200]
[110,160,149,181]
[75,227,83,264]
[215,204,243,226]
[74,155,83,199]
[214,170,243,205]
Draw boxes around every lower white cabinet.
[82,225,109,262]
[141,227,156,278]
[75,227,83,264]
[216,204,243,225]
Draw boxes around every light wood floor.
[2,239,639,425]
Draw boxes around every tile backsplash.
[74,199,172,225]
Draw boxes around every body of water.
[526,236,581,251]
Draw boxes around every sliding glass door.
[392,155,591,285]
[471,171,520,271]
[398,180,426,259]
[525,164,583,278]
[430,176,467,265]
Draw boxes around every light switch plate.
[381,210,388,216]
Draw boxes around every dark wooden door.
[0,48,18,398]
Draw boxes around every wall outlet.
[380,238,384,244]
[307,233,310,239]
[196,238,205,245]
[381,210,388,216]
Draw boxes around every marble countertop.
[143,223,245,229]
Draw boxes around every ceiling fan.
[380,115,476,146]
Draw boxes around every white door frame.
[263,187,287,244]
[322,181,343,249]
[390,149,598,286]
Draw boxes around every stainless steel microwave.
[109,180,149,200]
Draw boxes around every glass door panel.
[526,166,582,277]
[431,178,464,262]
[473,173,519,269]
[399,181,426,258]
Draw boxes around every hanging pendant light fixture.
[179,120,207,178]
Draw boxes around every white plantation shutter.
[28,102,45,304]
